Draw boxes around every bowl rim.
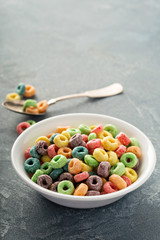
[11,113,157,201]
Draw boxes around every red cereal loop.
[86,139,101,150]
[90,124,103,134]
[24,148,31,159]
[115,145,126,158]
[74,171,89,182]
[121,175,132,186]
[48,144,57,158]
[116,132,131,146]
[103,181,118,193]
[17,122,31,134]
[82,134,88,143]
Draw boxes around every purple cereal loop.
[50,181,60,192]
[36,141,48,155]
[86,190,100,196]
[69,134,83,149]
[58,172,74,183]
[86,175,103,191]
[37,175,52,189]
[97,161,111,178]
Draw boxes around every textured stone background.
[0,0,160,239]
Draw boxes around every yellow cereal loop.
[6,93,20,101]
[93,148,108,162]
[97,130,112,139]
[54,134,69,148]
[81,162,93,172]
[41,155,51,163]
[107,151,119,166]
[124,167,138,183]
[35,136,50,146]
[102,136,118,151]
[90,125,97,130]
[62,131,71,140]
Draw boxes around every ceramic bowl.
[11,113,156,208]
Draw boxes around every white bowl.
[11,113,156,208]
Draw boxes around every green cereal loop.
[78,124,91,135]
[26,120,36,125]
[40,162,53,174]
[84,155,99,168]
[50,154,68,169]
[129,138,140,147]
[88,132,97,141]
[23,99,37,111]
[110,162,125,176]
[104,124,118,138]
[120,152,138,168]
[67,128,81,137]
[31,169,44,183]
[57,180,75,195]
[50,168,63,181]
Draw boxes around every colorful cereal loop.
[35,136,50,146]
[102,136,118,151]
[57,147,72,158]
[109,174,127,190]
[37,100,48,113]
[124,167,138,183]
[73,183,88,196]
[23,85,35,97]
[58,180,75,195]
[16,121,31,134]
[93,148,108,162]
[54,134,69,148]
[6,93,20,101]
[107,151,119,166]
[25,106,39,114]
[68,158,82,174]
[56,126,72,133]
[97,130,112,139]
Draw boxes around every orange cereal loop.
[57,147,72,158]
[37,100,48,113]
[25,106,39,114]
[68,158,82,174]
[56,126,72,134]
[73,183,88,196]
[109,174,127,190]
[46,133,55,139]
[126,146,142,159]
[23,85,35,97]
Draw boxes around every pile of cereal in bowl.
[24,124,142,196]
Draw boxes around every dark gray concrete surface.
[0,0,160,239]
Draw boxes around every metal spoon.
[2,83,123,116]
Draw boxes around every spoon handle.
[48,83,123,105]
